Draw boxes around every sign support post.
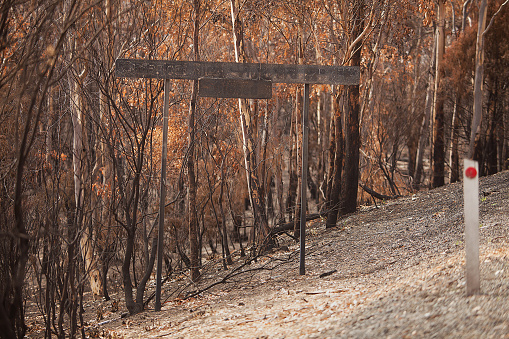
[299,84,310,275]
[155,79,171,311]
[463,158,480,296]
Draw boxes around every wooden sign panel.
[198,78,272,99]
[115,59,360,85]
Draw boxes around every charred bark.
[326,91,344,229]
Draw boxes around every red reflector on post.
[465,167,477,179]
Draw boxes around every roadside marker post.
[463,158,480,296]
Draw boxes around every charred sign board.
[198,78,272,99]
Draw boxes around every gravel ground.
[90,170,509,338]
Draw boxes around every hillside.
[84,171,509,338]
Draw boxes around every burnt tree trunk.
[186,0,201,282]
[450,95,461,183]
[326,91,344,228]
[432,0,446,188]
[340,7,363,215]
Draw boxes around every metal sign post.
[463,158,480,296]
[154,79,170,311]
[115,58,359,310]
[299,84,310,275]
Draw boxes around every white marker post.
[463,159,480,296]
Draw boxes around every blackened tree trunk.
[432,0,446,187]
[188,0,200,282]
[450,96,461,183]
[340,5,363,215]
[485,86,500,175]
[408,24,422,181]
[326,91,344,228]
[324,96,336,207]
[293,86,303,237]
[218,152,233,266]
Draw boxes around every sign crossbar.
[116,59,360,85]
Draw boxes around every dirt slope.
[96,170,509,338]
